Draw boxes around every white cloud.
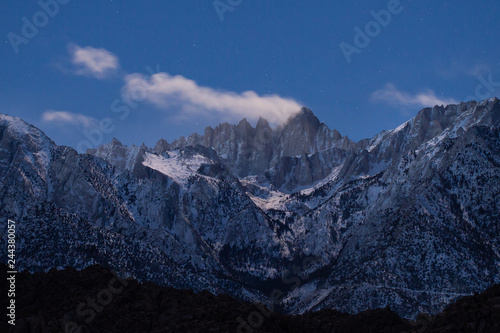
[69,45,119,79]
[370,83,458,109]
[121,72,302,124]
[41,110,98,128]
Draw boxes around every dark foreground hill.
[1,264,499,332]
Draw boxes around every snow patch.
[142,151,212,187]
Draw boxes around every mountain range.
[1,97,499,319]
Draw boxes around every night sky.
[2,0,499,152]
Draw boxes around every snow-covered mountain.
[1,98,499,319]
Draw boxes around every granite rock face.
[169,108,355,188]
[1,98,500,320]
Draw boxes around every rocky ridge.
[0,98,499,319]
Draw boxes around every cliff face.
[169,107,354,187]
[1,98,499,319]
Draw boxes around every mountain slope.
[1,98,499,319]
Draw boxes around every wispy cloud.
[370,83,458,109]
[465,64,491,77]
[436,61,491,79]
[69,45,119,79]
[121,72,302,124]
[41,110,98,128]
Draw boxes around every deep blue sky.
[2,0,500,152]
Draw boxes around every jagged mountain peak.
[200,107,321,138]
[236,117,253,133]
[154,138,170,154]
[281,107,321,130]
[88,106,354,187]
[89,98,500,191]
[2,98,500,320]
[297,106,317,119]
[237,117,251,126]
[110,137,123,146]
[1,113,34,132]
[256,116,270,129]
[0,113,55,147]
[0,114,56,179]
